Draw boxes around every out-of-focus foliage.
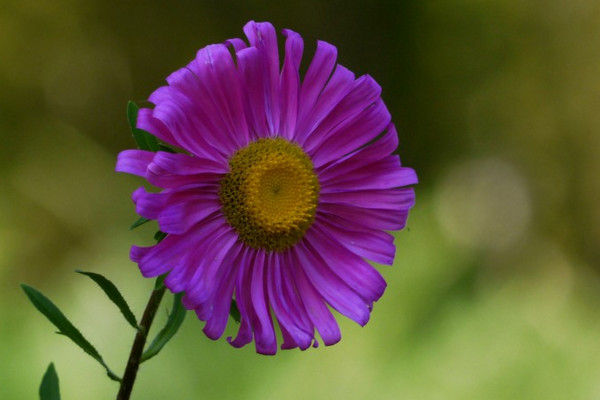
[1,0,599,399]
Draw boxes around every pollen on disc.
[219,138,319,252]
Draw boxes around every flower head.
[116,21,417,354]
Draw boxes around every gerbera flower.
[116,21,417,354]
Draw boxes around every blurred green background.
[1,0,599,399]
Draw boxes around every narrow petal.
[202,244,245,339]
[145,151,225,189]
[178,224,239,307]
[163,216,225,293]
[305,226,387,302]
[243,21,280,134]
[157,58,240,158]
[225,37,247,52]
[157,197,221,235]
[267,252,313,350]
[296,241,371,326]
[227,250,255,349]
[136,108,178,148]
[289,247,341,346]
[149,87,227,160]
[295,65,355,142]
[281,250,319,344]
[278,29,304,139]
[194,44,250,148]
[133,233,192,278]
[249,250,278,355]
[316,124,411,180]
[301,74,381,150]
[150,151,228,175]
[115,150,154,176]
[318,202,410,231]
[320,187,416,212]
[236,47,269,138]
[310,99,391,168]
[295,41,338,143]
[321,158,417,192]
[316,214,396,265]
[132,187,168,219]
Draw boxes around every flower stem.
[116,284,166,400]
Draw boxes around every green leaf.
[158,143,176,153]
[39,363,60,400]
[126,100,139,132]
[127,101,159,152]
[129,216,150,230]
[154,274,167,291]
[75,270,139,331]
[154,231,167,243]
[230,299,241,323]
[141,293,187,363]
[21,284,121,382]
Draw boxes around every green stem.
[116,285,166,400]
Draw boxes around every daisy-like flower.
[116,21,417,354]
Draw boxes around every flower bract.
[116,21,417,354]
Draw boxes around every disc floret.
[219,138,319,251]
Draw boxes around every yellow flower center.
[219,138,319,251]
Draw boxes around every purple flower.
[116,21,417,354]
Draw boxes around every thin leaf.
[39,363,60,400]
[154,231,167,243]
[230,299,241,324]
[75,270,139,331]
[126,100,139,132]
[141,293,187,363]
[129,216,150,230]
[21,284,121,382]
[158,143,176,153]
[154,274,167,291]
[127,101,159,152]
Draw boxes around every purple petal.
[194,44,250,148]
[236,47,269,138]
[289,247,341,346]
[317,125,414,182]
[136,108,178,148]
[179,223,239,309]
[318,201,410,231]
[149,86,228,161]
[295,65,355,143]
[157,196,221,235]
[225,37,247,52]
[150,151,228,175]
[227,250,255,349]
[243,21,281,134]
[320,187,416,211]
[301,74,381,150]
[142,151,226,189]
[266,252,313,350]
[316,214,396,265]
[310,99,391,168]
[163,216,226,293]
[278,29,304,139]
[202,244,245,340]
[306,225,387,302]
[321,158,417,192]
[295,41,338,142]
[133,233,194,278]
[132,187,168,219]
[296,241,371,326]
[249,250,277,355]
[155,58,241,159]
[115,150,154,176]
